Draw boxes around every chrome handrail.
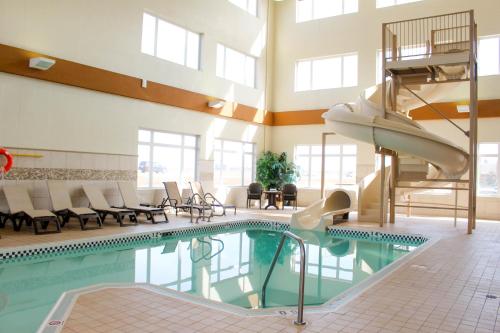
[261,230,306,326]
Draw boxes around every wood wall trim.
[1,43,500,127]
[0,43,273,126]
[272,109,326,126]
[273,100,500,126]
[410,100,500,120]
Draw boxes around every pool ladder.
[261,230,306,326]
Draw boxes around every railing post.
[261,231,307,326]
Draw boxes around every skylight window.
[228,0,257,16]
[478,36,500,76]
[216,44,256,88]
[376,0,422,8]
[295,53,358,91]
[141,13,200,70]
[296,0,358,23]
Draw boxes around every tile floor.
[2,209,500,332]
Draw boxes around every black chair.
[282,184,298,210]
[246,183,263,209]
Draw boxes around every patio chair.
[47,180,102,230]
[282,183,298,210]
[246,182,263,209]
[117,181,168,224]
[161,181,212,223]
[3,185,61,234]
[160,181,194,216]
[82,184,137,227]
[189,181,236,216]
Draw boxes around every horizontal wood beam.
[1,43,499,127]
[0,43,273,126]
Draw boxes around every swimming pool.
[0,221,427,333]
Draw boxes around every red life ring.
[0,148,13,173]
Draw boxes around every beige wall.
[1,0,500,220]
[0,0,270,162]
[271,0,500,111]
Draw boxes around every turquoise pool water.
[0,226,424,333]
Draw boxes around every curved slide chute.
[291,189,355,230]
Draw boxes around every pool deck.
[2,209,500,332]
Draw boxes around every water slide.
[290,189,355,230]
[292,75,469,228]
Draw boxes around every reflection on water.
[133,229,416,308]
[0,228,418,333]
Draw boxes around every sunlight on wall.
[205,118,228,159]
[250,24,267,57]
[242,124,258,142]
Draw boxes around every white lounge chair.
[47,180,102,230]
[82,184,137,227]
[117,181,168,223]
[3,185,61,234]
[189,181,236,216]
[162,181,212,223]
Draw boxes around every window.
[137,129,198,188]
[294,144,356,188]
[141,13,200,70]
[216,44,256,87]
[478,36,500,76]
[376,0,422,9]
[214,139,255,186]
[478,143,500,195]
[228,0,257,16]
[296,0,358,23]
[295,53,358,91]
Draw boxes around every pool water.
[0,226,423,333]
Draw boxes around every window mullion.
[309,60,313,91]
[154,17,159,57]
[149,142,154,188]
[184,31,189,66]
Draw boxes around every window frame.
[376,0,422,9]
[141,12,202,70]
[213,138,256,187]
[296,0,358,23]
[228,0,258,17]
[478,35,500,77]
[294,53,358,92]
[478,142,500,196]
[216,43,257,88]
[294,144,357,188]
[137,128,199,189]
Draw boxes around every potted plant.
[256,151,299,190]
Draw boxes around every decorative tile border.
[4,167,136,181]
[1,220,428,264]
[327,227,428,246]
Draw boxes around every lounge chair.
[161,181,212,223]
[117,181,168,224]
[47,180,102,230]
[3,185,61,234]
[82,184,137,227]
[189,181,236,216]
[160,181,192,215]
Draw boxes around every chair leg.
[78,216,85,230]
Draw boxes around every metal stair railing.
[261,230,306,326]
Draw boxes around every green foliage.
[256,151,298,190]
